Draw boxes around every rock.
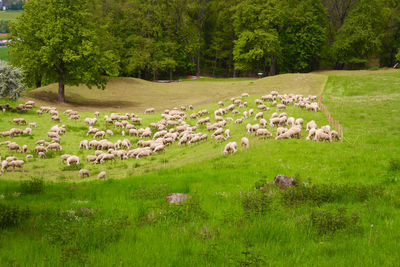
[166,193,188,204]
[273,175,296,189]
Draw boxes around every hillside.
[24,74,327,112]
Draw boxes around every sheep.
[94,131,105,139]
[314,129,332,142]
[79,140,89,150]
[241,137,249,149]
[38,152,46,159]
[295,118,304,126]
[224,129,231,139]
[9,160,24,172]
[98,171,106,179]
[136,149,152,159]
[8,143,21,152]
[255,129,273,139]
[254,112,263,121]
[321,125,331,135]
[6,157,17,162]
[277,104,286,111]
[331,130,341,141]
[286,117,295,127]
[47,132,59,138]
[249,109,254,116]
[48,143,62,151]
[106,129,113,136]
[94,111,100,117]
[86,155,97,163]
[60,154,71,164]
[26,155,33,160]
[260,119,267,127]
[1,160,8,172]
[235,118,244,124]
[306,120,317,132]
[211,128,224,137]
[79,169,90,178]
[66,156,80,166]
[153,144,165,153]
[214,135,226,142]
[276,127,288,137]
[100,153,115,163]
[218,101,224,106]
[257,104,268,111]
[29,122,37,128]
[144,108,155,114]
[223,142,237,155]
[22,145,28,153]
[306,128,317,140]
[87,127,99,136]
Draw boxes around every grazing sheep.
[214,135,226,142]
[295,118,304,126]
[66,156,80,166]
[79,169,90,178]
[260,119,267,127]
[223,142,237,155]
[60,154,71,164]
[241,137,249,149]
[144,108,155,114]
[9,160,24,172]
[29,122,37,128]
[331,130,341,141]
[48,143,62,151]
[218,101,224,106]
[255,129,273,139]
[276,127,288,137]
[306,128,317,140]
[94,131,105,139]
[98,171,106,179]
[38,152,46,159]
[94,111,100,117]
[26,155,33,160]
[286,117,295,127]
[153,144,165,153]
[136,149,152,159]
[22,145,28,153]
[306,120,317,132]
[277,104,286,111]
[8,143,21,152]
[86,155,97,163]
[314,129,332,142]
[79,140,89,150]
[211,128,224,137]
[224,129,231,139]
[254,112,263,121]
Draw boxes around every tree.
[0,60,26,100]
[396,49,400,62]
[9,0,118,103]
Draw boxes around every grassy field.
[0,10,22,21]
[0,46,9,61]
[24,74,327,112]
[1,71,400,266]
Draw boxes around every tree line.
[7,0,400,102]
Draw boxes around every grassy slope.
[1,72,400,266]
[0,46,9,61]
[0,10,22,21]
[24,74,326,112]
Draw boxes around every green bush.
[241,189,274,217]
[310,207,360,235]
[0,203,30,229]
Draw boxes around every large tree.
[9,0,118,103]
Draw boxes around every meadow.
[0,71,400,266]
[0,11,22,22]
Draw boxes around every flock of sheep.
[0,91,340,178]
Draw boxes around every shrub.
[0,203,30,229]
[310,207,360,235]
[20,177,44,194]
[241,189,274,217]
[0,60,26,100]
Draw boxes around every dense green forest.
[10,0,400,82]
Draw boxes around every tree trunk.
[170,69,173,81]
[196,51,201,76]
[35,80,41,88]
[58,62,65,103]
[58,79,65,103]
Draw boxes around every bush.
[281,181,383,205]
[0,60,26,100]
[20,177,44,194]
[310,207,360,235]
[0,203,30,229]
[241,189,274,217]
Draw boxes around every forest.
[79,0,399,80]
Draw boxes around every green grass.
[0,46,9,61]
[0,10,22,21]
[1,72,400,266]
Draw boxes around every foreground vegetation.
[0,72,400,266]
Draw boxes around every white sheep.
[241,137,249,149]
[79,169,90,178]
[254,112,263,121]
[98,171,106,179]
[306,120,317,132]
[255,129,273,139]
[223,142,237,155]
[66,156,80,166]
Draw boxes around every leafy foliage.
[0,60,26,99]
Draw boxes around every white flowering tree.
[0,60,26,100]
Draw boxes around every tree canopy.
[8,0,400,85]
[9,0,118,102]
